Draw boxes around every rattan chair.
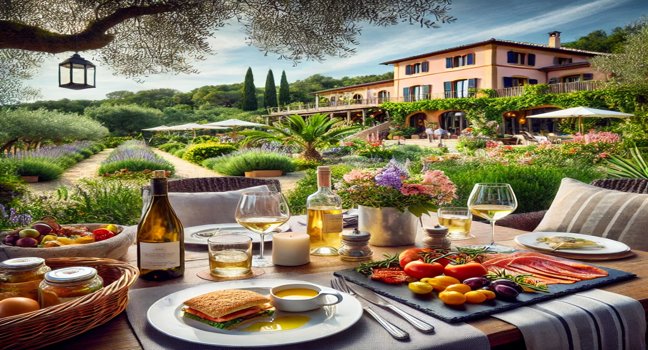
[497,178,648,231]
[164,176,281,193]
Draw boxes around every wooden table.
[44,220,648,350]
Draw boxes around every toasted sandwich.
[182,289,275,329]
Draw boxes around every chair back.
[589,178,648,194]
[165,177,281,193]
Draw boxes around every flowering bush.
[338,161,456,217]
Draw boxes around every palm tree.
[241,114,361,161]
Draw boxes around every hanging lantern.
[59,53,95,89]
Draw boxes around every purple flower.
[375,161,408,189]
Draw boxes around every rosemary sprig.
[486,269,549,293]
[355,254,399,276]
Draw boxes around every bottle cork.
[152,170,166,178]
[317,166,331,187]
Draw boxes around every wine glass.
[467,183,518,253]
[235,191,290,267]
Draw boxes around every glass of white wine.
[235,191,290,267]
[467,183,518,253]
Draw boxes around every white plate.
[184,224,273,245]
[515,232,631,255]
[147,279,363,347]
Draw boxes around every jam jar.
[38,266,103,307]
[0,257,51,301]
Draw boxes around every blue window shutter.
[468,78,477,89]
[422,61,429,72]
[405,65,411,75]
[422,85,430,98]
[529,79,538,85]
[443,81,452,98]
[528,54,536,66]
[503,77,513,88]
[446,57,453,68]
[507,51,516,63]
[583,73,594,81]
[403,87,410,101]
[467,53,475,65]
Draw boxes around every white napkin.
[492,289,646,350]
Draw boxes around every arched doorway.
[408,113,427,134]
[377,90,390,103]
[439,111,468,136]
[352,94,363,104]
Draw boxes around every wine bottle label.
[321,213,343,233]
[139,242,181,269]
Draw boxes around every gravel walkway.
[26,148,305,194]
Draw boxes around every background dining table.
[41,217,648,350]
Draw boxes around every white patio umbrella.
[205,119,266,128]
[142,125,169,131]
[165,123,228,130]
[527,107,633,134]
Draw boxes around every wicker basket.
[0,257,139,350]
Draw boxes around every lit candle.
[272,232,310,266]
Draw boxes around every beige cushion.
[535,178,648,251]
[141,185,269,227]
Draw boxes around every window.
[562,75,580,83]
[582,73,594,81]
[443,79,477,98]
[403,85,431,101]
[554,57,573,65]
[377,90,390,103]
[445,53,475,69]
[405,61,427,75]
[507,51,526,65]
[527,54,536,66]
[503,77,528,88]
[421,61,429,72]
[352,94,363,104]
[413,63,421,74]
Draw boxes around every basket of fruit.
[0,217,135,260]
[0,257,138,350]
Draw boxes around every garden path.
[26,148,305,194]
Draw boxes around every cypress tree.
[278,70,290,106]
[242,67,257,111]
[263,69,278,108]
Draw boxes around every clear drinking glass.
[208,234,252,278]
[437,207,473,240]
[235,191,290,267]
[467,183,518,252]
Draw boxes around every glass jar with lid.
[0,257,51,301]
[38,266,103,307]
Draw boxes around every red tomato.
[398,248,432,268]
[443,262,488,282]
[92,228,115,242]
[403,260,445,279]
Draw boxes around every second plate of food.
[515,231,630,255]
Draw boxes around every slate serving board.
[334,265,635,323]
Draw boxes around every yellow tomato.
[105,224,120,234]
[476,289,497,300]
[438,291,466,305]
[444,284,471,294]
[56,237,75,245]
[421,276,461,292]
[464,291,487,304]
[40,235,58,243]
[408,282,434,295]
[74,236,95,244]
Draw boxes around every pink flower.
[342,169,375,183]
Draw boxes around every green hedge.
[158,142,186,153]
[209,150,296,176]
[14,159,64,181]
[182,142,237,164]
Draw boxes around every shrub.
[13,159,64,181]
[100,136,132,148]
[429,161,604,213]
[174,149,186,158]
[98,140,174,176]
[456,136,488,154]
[158,142,186,153]
[182,142,237,164]
[286,164,353,214]
[201,157,220,169]
[210,149,296,176]
[293,158,321,170]
[390,145,444,162]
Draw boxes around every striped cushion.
[535,178,648,251]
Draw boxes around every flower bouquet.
[338,161,456,217]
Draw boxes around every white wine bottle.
[137,170,184,280]
[306,166,343,256]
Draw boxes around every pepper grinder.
[339,229,373,261]
[423,225,451,250]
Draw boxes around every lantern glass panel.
[86,66,95,86]
[71,63,85,84]
[59,64,71,85]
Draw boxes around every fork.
[330,278,410,341]
[337,277,435,333]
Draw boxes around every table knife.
[346,281,435,333]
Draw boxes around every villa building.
[268,32,607,136]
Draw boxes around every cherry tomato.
[444,283,471,294]
[403,260,444,280]
[465,291,487,304]
[408,281,434,294]
[398,248,432,268]
[421,275,461,292]
[443,262,488,282]
[439,291,466,305]
[92,228,115,242]
[477,289,497,300]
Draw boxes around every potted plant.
[338,161,456,246]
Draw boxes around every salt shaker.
[423,225,451,250]
[339,229,373,261]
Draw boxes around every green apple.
[18,228,40,238]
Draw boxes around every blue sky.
[26,0,648,101]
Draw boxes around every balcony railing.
[267,80,605,115]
